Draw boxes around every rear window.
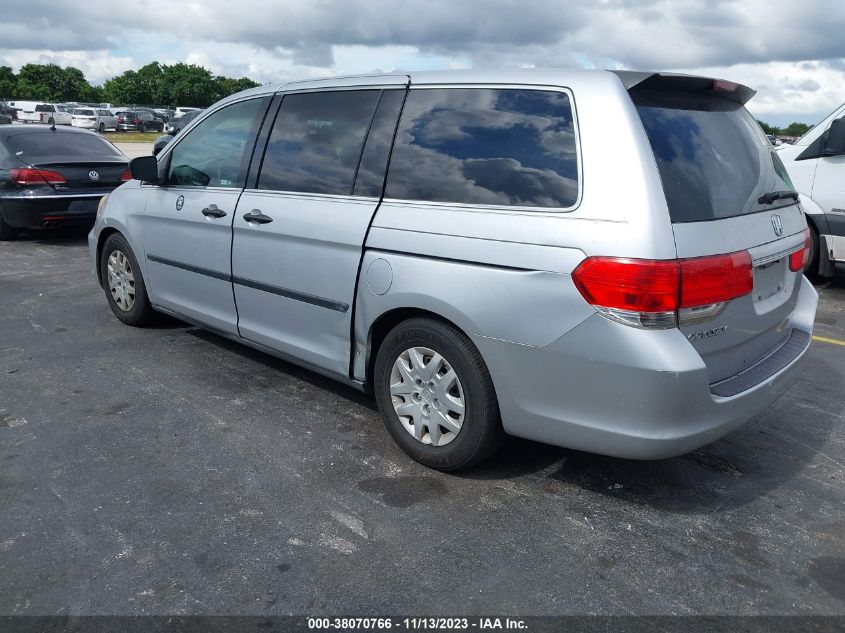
[35,104,54,112]
[75,109,96,116]
[5,132,123,159]
[633,91,795,223]
[385,88,579,208]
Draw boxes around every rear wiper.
[757,190,799,205]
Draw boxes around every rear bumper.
[474,275,818,459]
[72,120,97,129]
[0,194,106,229]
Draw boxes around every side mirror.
[152,134,174,156]
[129,155,159,183]
[824,118,845,156]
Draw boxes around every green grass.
[103,131,162,142]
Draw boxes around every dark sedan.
[0,125,129,239]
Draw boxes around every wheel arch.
[95,227,123,287]
[364,307,473,387]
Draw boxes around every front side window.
[257,90,382,195]
[385,88,579,208]
[166,98,264,188]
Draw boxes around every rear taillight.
[789,228,812,272]
[9,168,67,186]
[120,168,132,182]
[572,251,753,329]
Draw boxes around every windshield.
[6,132,123,160]
[633,91,795,223]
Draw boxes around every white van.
[778,103,845,277]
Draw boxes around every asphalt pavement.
[1,229,844,616]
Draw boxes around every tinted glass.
[35,105,54,112]
[634,91,795,223]
[258,90,381,195]
[353,89,405,198]
[167,98,264,188]
[4,132,123,159]
[75,109,95,116]
[385,88,579,208]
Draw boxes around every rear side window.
[633,91,795,223]
[385,88,579,208]
[4,132,123,158]
[167,97,265,188]
[257,90,381,195]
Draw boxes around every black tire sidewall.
[374,319,500,470]
[0,206,16,240]
[99,234,152,326]
[807,222,822,280]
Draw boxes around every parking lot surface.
[1,230,844,616]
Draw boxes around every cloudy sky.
[2,0,844,125]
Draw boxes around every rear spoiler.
[610,71,756,105]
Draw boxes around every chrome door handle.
[201,204,227,218]
[243,209,273,224]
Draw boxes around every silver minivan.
[88,69,818,470]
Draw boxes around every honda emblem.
[771,214,784,236]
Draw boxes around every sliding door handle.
[243,209,273,224]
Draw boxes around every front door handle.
[201,204,227,218]
[243,209,273,224]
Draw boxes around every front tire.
[374,317,504,471]
[99,233,156,326]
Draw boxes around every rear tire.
[373,317,505,471]
[99,233,156,326]
[0,207,18,241]
[98,123,105,133]
[807,222,823,281]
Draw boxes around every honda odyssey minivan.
[88,69,818,470]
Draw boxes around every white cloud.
[0,49,133,84]
[0,0,843,120]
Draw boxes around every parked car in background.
[164,108,202,135]
[18,103,73,125]
[0,125,129,239]
[134,107,169,124]
[174,106,200,120]
[116,110,164,132]
[91,69,817,470]
[0,102,15,124]
[154,108,176,122]
[71,108,119,132]
[778,102,845,278]
[97,109,118,131]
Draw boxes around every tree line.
[0,62,260,107]
[757,119,813,137]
